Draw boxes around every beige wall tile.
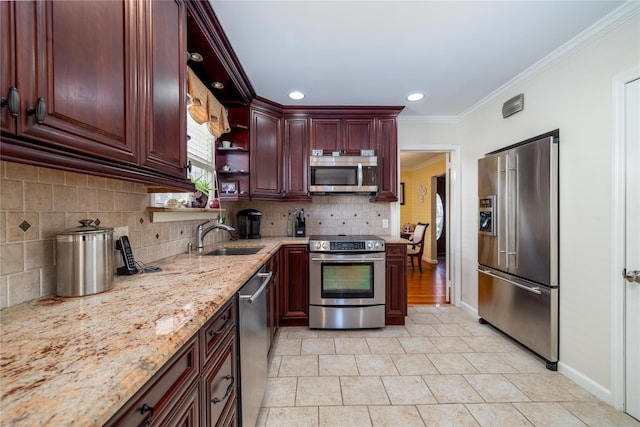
[40,212,66,239]
[1,179,23,210]
[24,182,53,211]
[40,265,57,296]
[6,212,38,242]
[24,239,54,270]
[77,187,97,212]
[6,162,38,181]
[0,275,7,309]
[38,167,65,184]
[87,175,107,189]
[64,171,88,187]
[105,177,123,191]
[0,242,24,275]
[96,190,115,212]
[7,270,40,306]
[0,212,5,243]
[53,185,78,212]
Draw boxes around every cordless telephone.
[115,236,138,275]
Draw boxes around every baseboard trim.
[558,361,612,404]
[459,301,478,317]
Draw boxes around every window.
[436,193,444,240]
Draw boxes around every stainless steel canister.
[56,219,114,297]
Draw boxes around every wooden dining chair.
[407,222,429,273]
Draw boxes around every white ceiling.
[209,1,624,117]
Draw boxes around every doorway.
[400,151,451,305]
[612,69,639,420]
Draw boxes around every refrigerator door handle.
[477,268,542,295]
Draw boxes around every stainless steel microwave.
[309,156,377,194]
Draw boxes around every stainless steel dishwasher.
[238,266,272,427]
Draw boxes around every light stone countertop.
[0,235,401,426]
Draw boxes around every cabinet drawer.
[201,299,236,364]
[386,244,407,257]
[202,331,237,427]
[107,337,199,426]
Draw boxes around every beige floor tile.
[340,376,390,405]
[296,376,342,406]
[366,337,405,354]
[356,354,399,376]
[462,353,519,374]
[268,355,282,377]
[498,352,548,373]
[368,405,425,426]
[430,336,474,352]
[461,335,520,353]
[279,355,319,377]
[409,313,442,324]
[434,312,477,324]
[405,323,442,337]
[427,353,478,374]
[391,354,439,375]
[265,406,318,427]
[416,403,480,426]
[287,327,319,339]
[408,305,442,314]
[463,374,530,402]
[398,337,439,353]
[464,403,533,426]
[382,375,437,404]
[422,374,484,404]
[561,401,640,426]
[513,402,587,426]
[319,405,372,426]
[302,338,336,355]
[334,337,370,354]
[262,377,297,407]
[460,322,501,337]
[319,354,359,376]
[504,373,583,401]
[432,323,470,336]
[274,338,302,356]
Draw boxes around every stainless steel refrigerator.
[477,130,559,370]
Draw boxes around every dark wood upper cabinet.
[309,116,375,155]
[2,1,139,164]
[250,99,283,199]
[282,115,311,202]
[140,0,187,179]
[343,118,376,154]
[309,118,342,154]
[373,116,400,202]
[1,0,193,190]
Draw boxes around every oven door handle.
[310,256,386,262]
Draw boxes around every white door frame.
[611,66,639,412]
[395,145,462,306]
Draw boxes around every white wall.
[399,6,640,401]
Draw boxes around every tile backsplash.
[0,161,391,309]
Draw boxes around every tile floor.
[258,304,640,426]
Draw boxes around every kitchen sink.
[205,247,264,256]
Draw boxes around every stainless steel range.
[309,235,386,329]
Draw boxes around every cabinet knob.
[0,87,20,117]
[26,97,46,124]
[185,160,192,173]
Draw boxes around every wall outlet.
[113,226,129,240]
[382,219,389,229]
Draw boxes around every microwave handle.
[357,163,362,187]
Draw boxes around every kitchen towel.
[186,67,230,137]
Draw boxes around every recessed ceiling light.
[211,82,224,89]
[288,91,304,100]
[188,52,203,62]
[407,93,424,101]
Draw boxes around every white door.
[624,77,640,421]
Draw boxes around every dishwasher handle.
[239,271,273,303]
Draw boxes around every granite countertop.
[0,235,401,426]
[0,237,305,426]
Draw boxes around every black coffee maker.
[236,209,262,239]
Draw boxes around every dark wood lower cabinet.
[280,245,309,326]
[385,243,408,325]
[267,250,281,353]
[202,329,237,427]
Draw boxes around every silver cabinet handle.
[239,271,273,303]
[357,163,363,188]
[477,268,542,295]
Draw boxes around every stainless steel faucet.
[196,219,237,253]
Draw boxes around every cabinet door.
[140,0,188,179]
[202,331,236,427]
[282,117,311,201]
[17,1,139,164]
[250,106,282,199]
[280,245,309,326]
[343,118,375,155]
[310,118,341,154]
[373,117,399,202]
[385,244,407,325]
[0,1,18,135]
[161,381,200,427]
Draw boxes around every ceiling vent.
[502,94,524,118]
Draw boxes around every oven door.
[309,252,385,306]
